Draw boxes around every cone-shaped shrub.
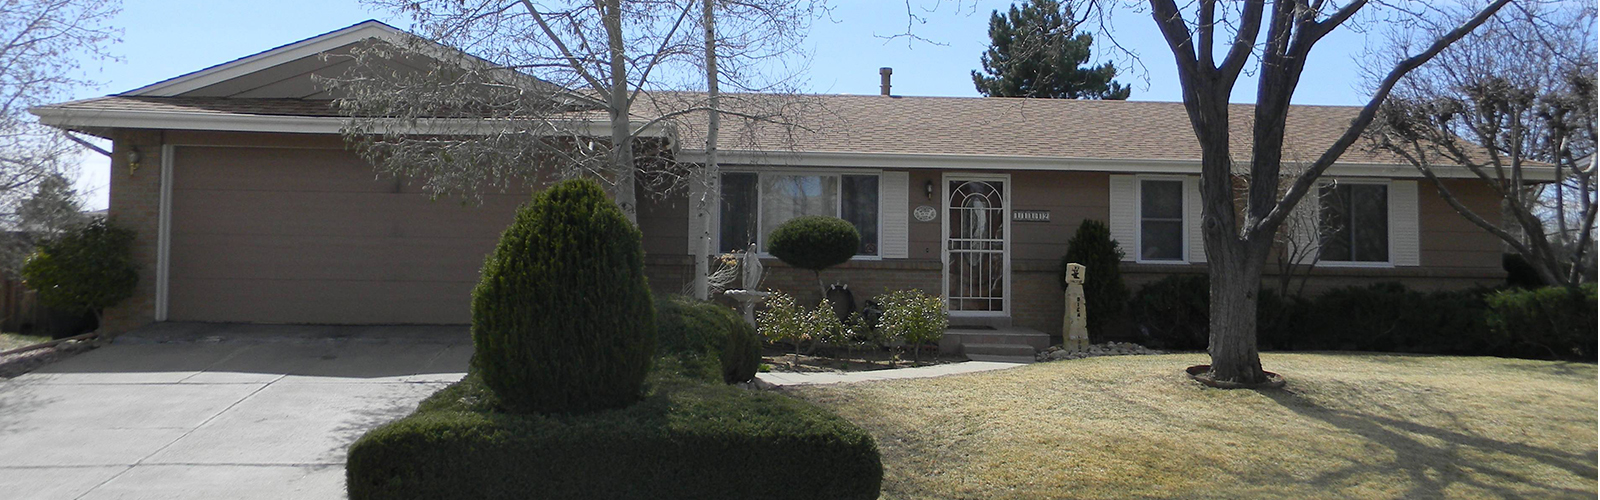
[470,178,655,414]
[1059,220,1128,342]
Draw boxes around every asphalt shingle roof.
[42,94,1406,165]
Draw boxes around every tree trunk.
[1207,242,1268,384]
[691,0,720,300]
[602,0,638,224]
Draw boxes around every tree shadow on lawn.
[1262,387,1597,498]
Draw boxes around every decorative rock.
[1035,342,1165,362]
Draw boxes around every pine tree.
[971,0,1129,100]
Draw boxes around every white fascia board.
[678,149,1556,180]
[31,106,672,138]
[126,21,405,97]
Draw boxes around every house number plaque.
[1012,210,1050,222]
[913,205,938,222]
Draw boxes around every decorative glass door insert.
[945,178,1007,313]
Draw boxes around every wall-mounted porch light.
[925,180,934,200]
[127,146,143,176]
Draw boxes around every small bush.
[1485,285,1597,361]
[1059,220,1128,342]
[1255,288,1313,351]
[1128,275,1211,350]
[765,216,860,272]
[20,218,138,323]
[655,295,759,384]
[1502,253,1546,289]
[757,291,842,365]
[876,289,947,363]
[346,372,882,500]
[470,178,655,414]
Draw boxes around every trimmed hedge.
[655,295,761,384]
[1486,285,1597,361]
[346,372,882,500]
[470,178,655,414]
[1129,277,1596,361]
[1298,283,1493,355]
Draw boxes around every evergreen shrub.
[1486,285,1597,361]
[1128,274,1211,350]
[765,216,860,272]
[654,295,760,384]
[20,218,138,324]
[346,372,883,500]
[469,178,654,414]
[1058,220,1128,342]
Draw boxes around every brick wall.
[100,130,164,335]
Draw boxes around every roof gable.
[125,21,407,97]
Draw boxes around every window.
[718,171,880,256]
[1139,179,1185,261]
[1319,183,1389,262]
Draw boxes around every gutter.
[677,149,1558,181]
[29,106,674,139]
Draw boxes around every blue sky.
[66,0,1378,209]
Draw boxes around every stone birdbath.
[722,244,769,326]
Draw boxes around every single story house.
[33,21,1528,345]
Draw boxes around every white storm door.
[942,175,1010,316]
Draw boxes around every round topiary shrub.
[470,178,655,414]
[766,216,860,296]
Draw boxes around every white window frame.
[714,168,885,261]
[1314,179,1396,268]
[1135,174,1190,264]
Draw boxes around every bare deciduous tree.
[1,0,118,271]
[893,0,1516,383]
[327,0,818,232]
[1367,3,1597,288]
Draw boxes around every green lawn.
[793,353,1597,499]
[0,333,49,352]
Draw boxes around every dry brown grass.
[793,353,1598,500]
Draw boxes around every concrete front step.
[940,326,1051,354]
[961,343,1037,364]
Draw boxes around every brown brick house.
[32,21,1534,341]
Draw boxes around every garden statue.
[723,243,769,326]
[1063,263,1089,352]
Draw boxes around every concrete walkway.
[0,323,469,500]
[755,360,1025,387]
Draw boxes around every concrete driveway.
[0,323,470,500]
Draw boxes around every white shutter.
[1390,180,1420,266]
[880,171,910,259]
[1184,176,1205,263]
[1108,175,1137,262]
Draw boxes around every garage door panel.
[172,190,523,239]
[168,277,474,324]
[175,147,404,194]
[168,145,539,324]
[170,234,498,282]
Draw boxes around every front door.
[942,175,1010,316]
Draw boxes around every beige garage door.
[168,146,528,324]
